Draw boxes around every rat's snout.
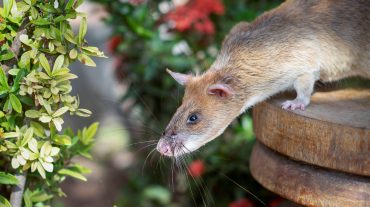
[156,129,182,156]
[157,138,175,156]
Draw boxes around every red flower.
[107,35,123,54]
[188,160,205,177]
[228,198,255,207]
[164,0,224,35]
[128,0,145,6]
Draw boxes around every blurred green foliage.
[91,0,283,206]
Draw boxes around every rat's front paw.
[281,100,307,110]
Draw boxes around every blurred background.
[55,0,303,206]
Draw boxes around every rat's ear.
[207,84,234,98]
[166,68,192,86]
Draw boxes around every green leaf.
[31,18,50,26]
[53,134,71,145]
[52,106,69,117]
[30,121,46,138]
[78,54,96,67]
[64,30,76,44]
[30,191,53,202]
[39,115,52,123]
[3,132,19,138]
[8,69,19,76]
[3,0,14,17]
[39,53,51,76]
[0,52,15,61]
[0,66,9,89]
[78,17,87,45]
[23,189,33,207]
[3,97,12,112]
[19,51,31,69]
[25,110,41,118]
[66,0,74,9]
[21,127,34,146]
[37,162,46,179]
[58,169,87,181]
[143,185,171,205]
[9,94,22,113]
[0,194,11,207]
[0,172,19,185]
[69,49,78,59]
[11,69,26,92]
[85,122,99,143]
[52,55,64,74]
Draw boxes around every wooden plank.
[252,89,370,176]
[250,142,370,207]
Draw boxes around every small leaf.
[78,17,87,44]
[23,189,32,207]
[28,138,38,153]
[0,194,11,207]
[41,161,53,172]
[4,0,14,17]
[39,53,51,76]
[39,115,52,123]
[19,34,29,44]
[30,121,46,138]
[25,110,41,118]
[9,94,22,113]
[69,49,78,59]
[40,142,52,157]
[85,122,99,143]
[11,158,20,169]
[52,117,64,131]
[78,54,96,67]
[52,55,64,73]
[3,132,19,138]
[52,106,69,117]
[29,190,53,203]
[50,147,60,156]
[0,172,19,185]
[22,127,34,146]
[66,0,74,9]
[37,162,46,179]
[58,169,87,181]
[0,66,9,88]
[52,134,71,146]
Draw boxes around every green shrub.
[0,0,104,206]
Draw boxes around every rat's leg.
[281,73,315,110]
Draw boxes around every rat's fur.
[157,0,370,156]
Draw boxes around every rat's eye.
[187,114,199,124]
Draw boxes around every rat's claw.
[281,100,306,111]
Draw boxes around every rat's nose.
[157,139,173,156]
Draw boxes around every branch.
[9,172,27,207]
[2,18,29,72]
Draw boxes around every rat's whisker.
[142,147,157,175]
[219,173,266,206]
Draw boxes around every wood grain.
[252,89,370,176]
[250,142,370,207]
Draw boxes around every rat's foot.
[281,99,307,110]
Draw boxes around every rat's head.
[157,69,243,157]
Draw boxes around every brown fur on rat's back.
[211,0,369,109]
[158,0,370,156]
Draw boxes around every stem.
[9,172,27,207]
[1,18,29,72]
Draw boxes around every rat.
[157,0,370,156]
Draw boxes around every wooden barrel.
[250,89,370,206]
